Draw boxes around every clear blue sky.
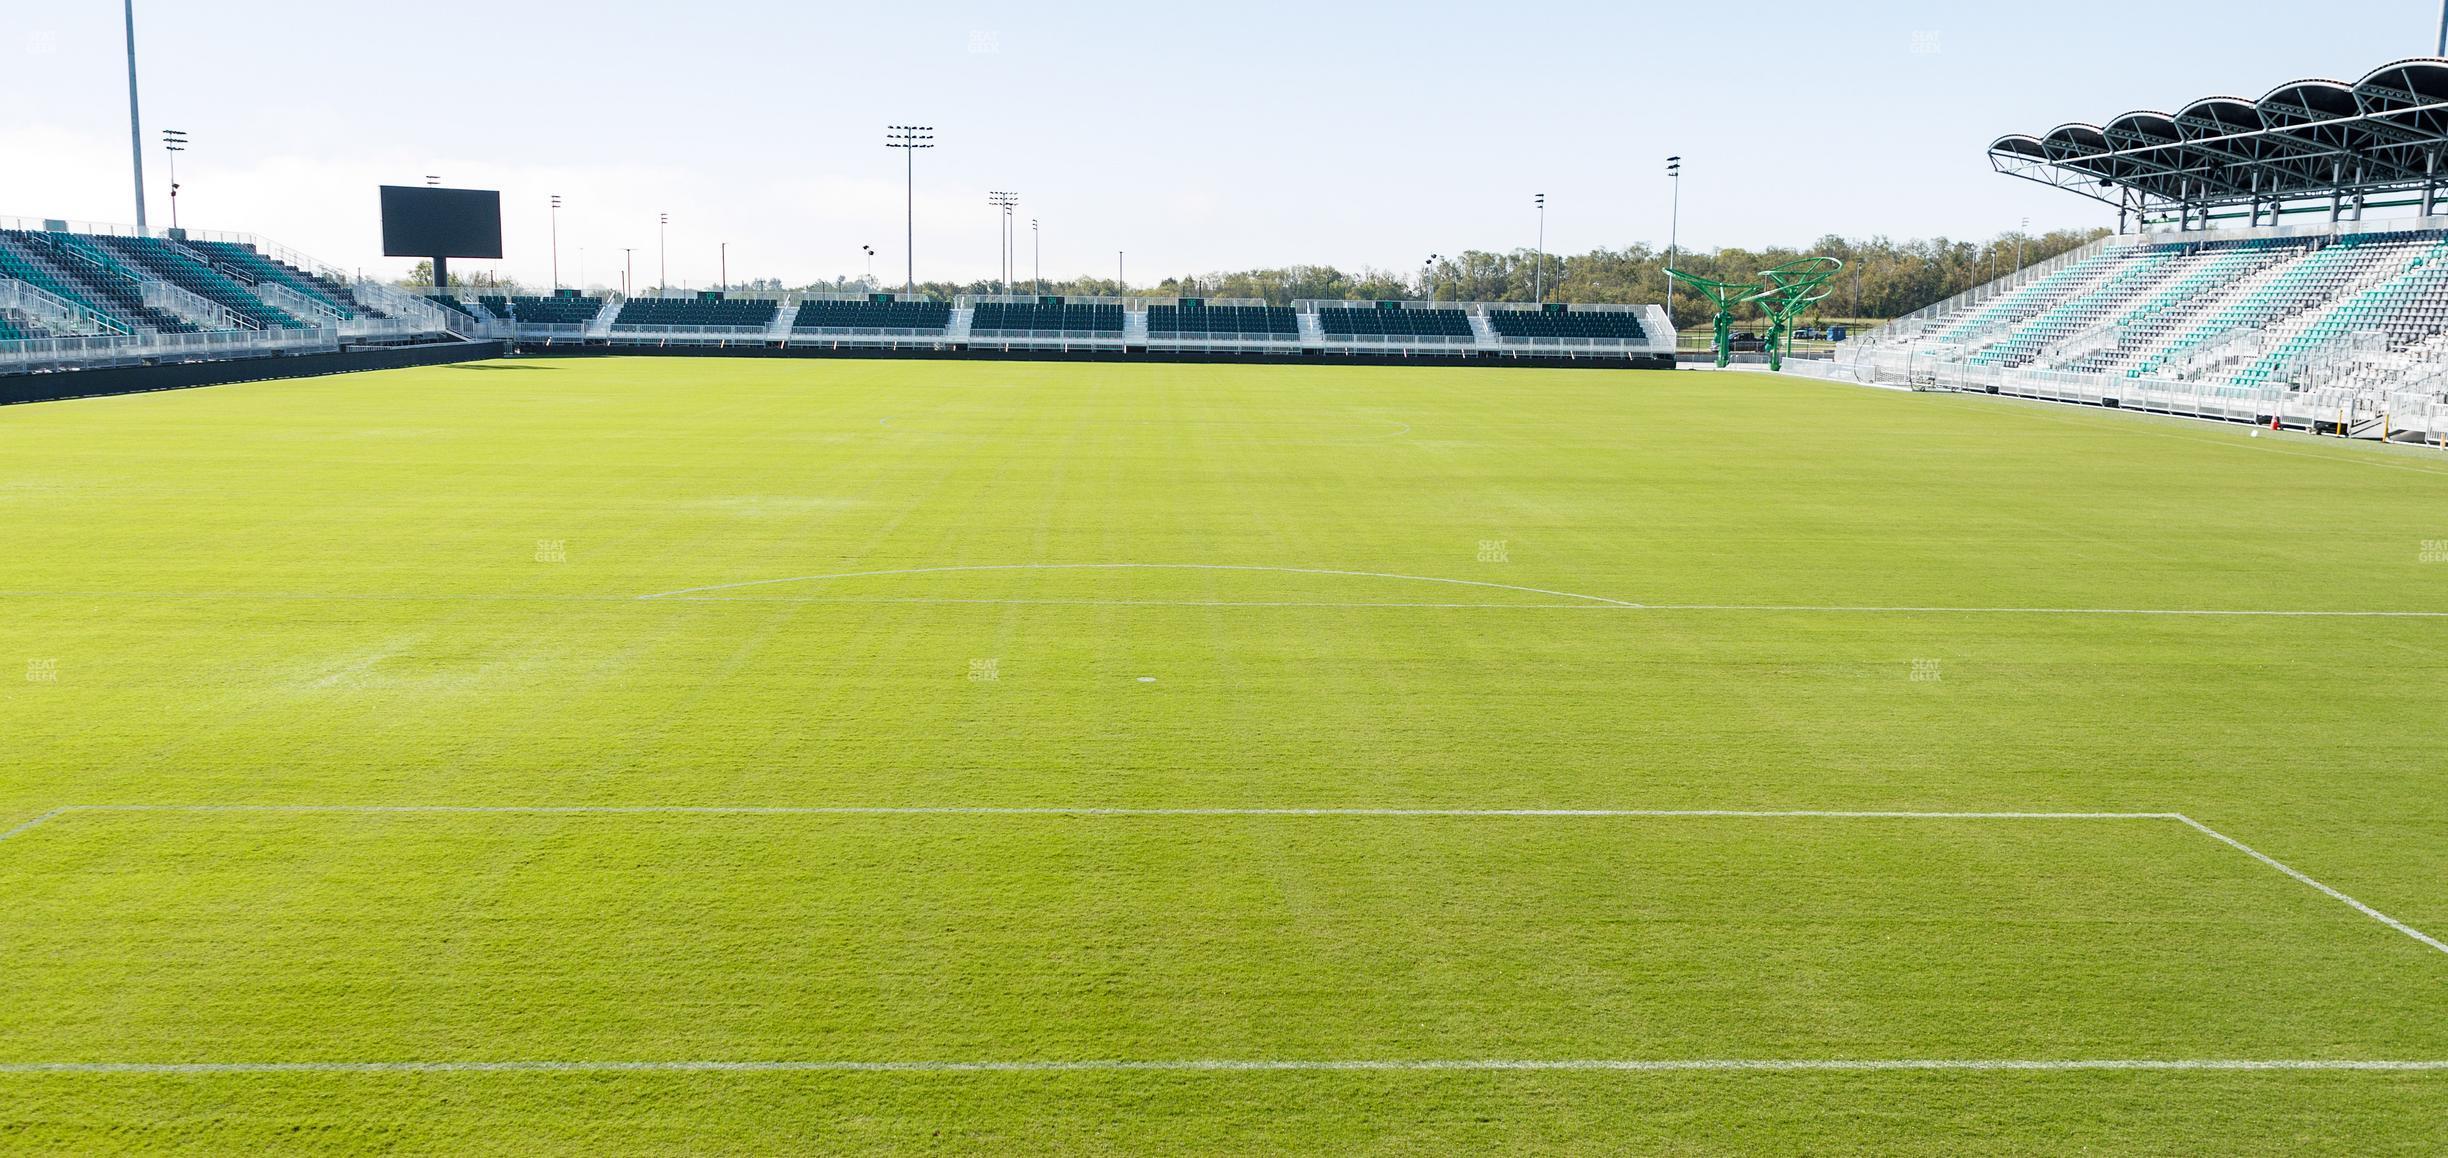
[8,1,2441,288]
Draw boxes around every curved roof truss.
[1990,59,2448,218]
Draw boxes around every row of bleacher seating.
[0,230,190,334]
[185,239,361,319]
[970,302,1124,336]
[1316,306,1474,339]
[508,295,604,326]
[91,234,304,329]
[795,299,953,331]
[1855,224,2448,419]
[612,296,778,329]
[1485,309,1648,342]
[1146,305,1298,339]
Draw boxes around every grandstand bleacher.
[1841,222,2448,440]
[792,299,951,333]
[1896,57,2448,442]
[90,234,306,329]
[4,219,1676,377]
[1315,304,1475,341]
[1146,303,1298,341]
[612,296,778,331]
[1485,306,1649,344]
[969,301,1125,338]
[509,295,606,327]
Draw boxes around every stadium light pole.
[623,247,634,299]
[550,195,562,292]
[720,242,728,293]
[862,245,876,287]
[124,0,146,229]
[658,213,668,294]
[1032,219,1040,294]
[1423,254,1442,301]
[1665,157,1682,325]
[160,130,186,232]
[1533,193,1547,304]
[886,125,935,294]
[2017,216,2029,273]
[988,191,1019,291]
[1118,250,1125,293]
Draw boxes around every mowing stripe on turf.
[13,806,2440,957]
[634,563,1645,606]
[6,588,2448,617]
[2,1058,2444,1076]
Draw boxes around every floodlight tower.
[160,129,187,231]
[550,194,563,291]
[1423,254,1442,301]
[886,125,935,293]
[1665,156,1682,325]
[862,244,876,287]
[658,212,669,294]
[987,191,1019,291]
[1032,219,1040,294]
[124,0,146,229]
[1533,193,1547,303]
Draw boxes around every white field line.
[2171,814,2448,957]
[17,806,2444,954]
[2,1058,2444,1076]
[4,588,2447,618]
[0,809,64,842]
[1636,603,2448,619]
[40,805,2179,820]
[635,563,1645,606]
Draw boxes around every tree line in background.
[864,228,2106,327]
[402,229,2107,328]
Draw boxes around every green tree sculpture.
[1752,258,1844,372]
[1662,269,1763,368]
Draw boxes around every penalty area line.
[2171,813,2448,958]
[2,1058,2445,1076]
[14,806,2442,957]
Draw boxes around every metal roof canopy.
[1990,58,2448,230]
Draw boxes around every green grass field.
[3,357,2446,1153]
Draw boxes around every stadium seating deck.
[89,234,303,329]
[0,230,191,334]
[792,299,952,332]
[185,239,360,319]
[1315,305,1475,339]
[1846,222,2448,435]
[1146,304,1298,340]
[1485,308,1648,342]
[509,295,605,326]
[969,302,1124,337]
[612,296,778,330]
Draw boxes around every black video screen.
[379,186,504,259]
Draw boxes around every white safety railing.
[0,325,336,374]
